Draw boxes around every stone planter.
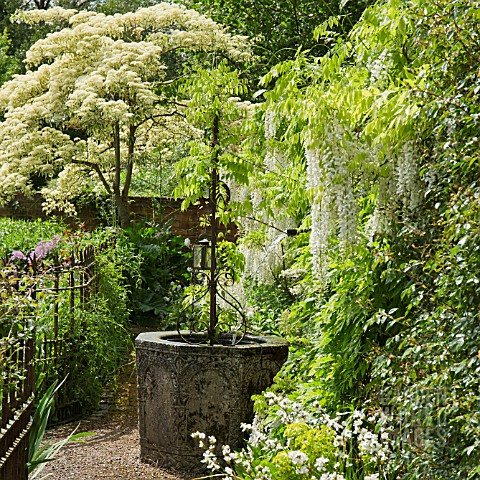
[136,331,288,472]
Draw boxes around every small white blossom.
[296,465,309,475]
[288,450,309,465]
[315,457,329,472]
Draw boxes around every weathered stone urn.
[136,331,288,472]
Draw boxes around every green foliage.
[195,394,393,479]
[221,1,480,478]
[175,62,253,218]
[318,244,406,404]
[369,194,480,475]
[2,0,480,477]
[121,221,191,327]
[181,0,374,78]
[27,379,93,479]
[67,243,130,411]
[0,30,18,85]
[0,219,132,416]
[127,149,178,198]
[0,217,65,255]
[242,277,292,336]
[273,422,337,478]
[95,0,156,15]
[360,1,480,477]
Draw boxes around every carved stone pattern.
[136,333,288,473]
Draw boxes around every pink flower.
[11,250,27,261]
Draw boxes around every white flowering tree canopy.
[0,4,250,227]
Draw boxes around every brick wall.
[0,194,237,242]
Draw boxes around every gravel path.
[40,358,192,480]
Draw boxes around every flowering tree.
[0,4,250,227]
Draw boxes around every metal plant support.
[177,115,246,345]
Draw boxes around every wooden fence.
[0,337,35,480]
[0,244,99,478]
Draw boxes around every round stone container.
[135,331,289,472]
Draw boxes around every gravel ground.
[40,359,192,480]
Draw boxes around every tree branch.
[71,159,112,194]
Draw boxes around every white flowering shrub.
[0,4,250,227]
[192,393,393,480]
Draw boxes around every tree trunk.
[117,125,136,229]
[116,196,131,229]
[113,122,131,229]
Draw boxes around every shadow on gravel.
[40,331,193,480]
